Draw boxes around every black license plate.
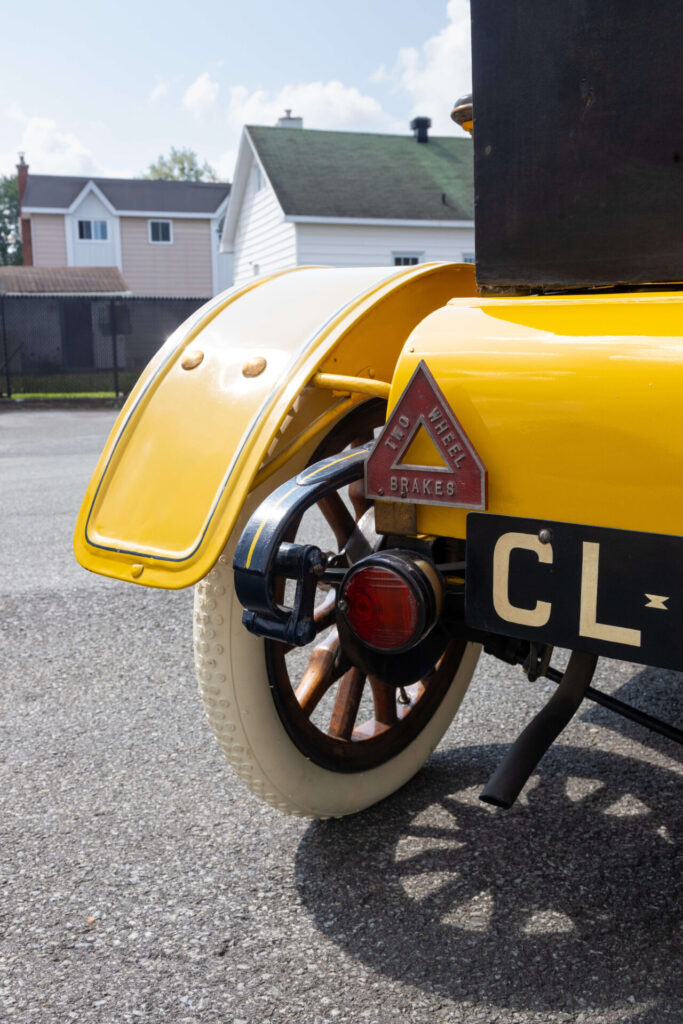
[466,514,683,672]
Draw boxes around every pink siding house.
[17,158,232,298]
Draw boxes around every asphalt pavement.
[1,409,681,1024]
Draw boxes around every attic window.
[393,253,421,266]
[254,164,265,192]
[78,219,108,241]
[149,220,173,244]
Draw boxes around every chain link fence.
[0,295,206,397]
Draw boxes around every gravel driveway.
[1,409,681,1023]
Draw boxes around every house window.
[254,165,264,192]
[78,219,108,241]
[149,220,173,244]
[462,251,475,264]
[393,253,421,266]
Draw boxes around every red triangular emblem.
[365,361,487,509]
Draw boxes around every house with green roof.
[221,117,474,286]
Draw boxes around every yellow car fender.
[74,262,475,589]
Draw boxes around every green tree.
[143,146,220,182]
[0,175,22,266]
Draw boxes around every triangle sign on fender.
[365,360,488,509]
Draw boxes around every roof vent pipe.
[410,117,431,143]
[276,109,303,128]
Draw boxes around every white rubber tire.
[194,510,481,819]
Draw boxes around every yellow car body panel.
[386,290,683,541]
[74,262,476,589]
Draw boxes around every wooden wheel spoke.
[317,492,356,547]
[349,478,372,519]
[369,675,398,726]
[294,629,339,716]
[313,589,337,634]
[329,667,365,739]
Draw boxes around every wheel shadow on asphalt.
[295,743,681,1022]
[579,664,683,763]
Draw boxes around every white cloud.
[2,116,99,175]
[0,111,134,177]
[370,65,390,84]
[215,147,239,183]
[227,80,399,134]
[215,79,402,179]
[5,102,27,123]
[375,0,472,135]
[147,79,169,105]
[183,72,220,120]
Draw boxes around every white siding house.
[232,162,296,282]
[223,122,474,286]
[296,222,475,268]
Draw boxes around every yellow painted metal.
[386,290,683,540]
[311,372,391,399]
[74,262,477,588]
[250,392,364,491]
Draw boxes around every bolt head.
[242,356,267,378]
[181,350,204,371]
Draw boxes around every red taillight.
[341,566,421,651]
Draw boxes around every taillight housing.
[337,551,443,653]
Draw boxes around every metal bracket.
[241,542,326,646]
[525,642,554,682]
[233,444,372,646]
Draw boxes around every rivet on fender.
[243,356,267,378]
[131,563,144,578]
[181,350,204,370]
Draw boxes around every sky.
[0,0,472,182]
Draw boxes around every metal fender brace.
[233,445,372,647]
[480,651,598,809]
[478,639,683,808]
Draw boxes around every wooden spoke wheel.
[194,401,480,818]
[267,642,469,773]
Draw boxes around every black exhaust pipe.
[480,650,598,809]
